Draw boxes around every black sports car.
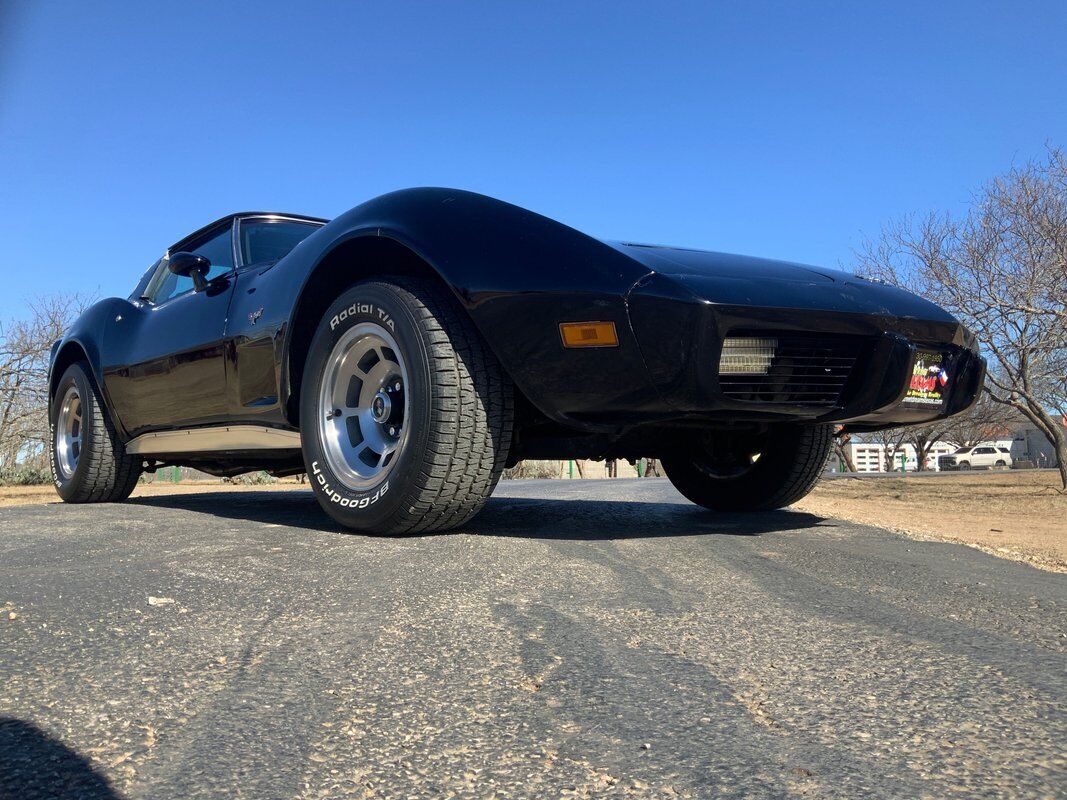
[48,189,984,532]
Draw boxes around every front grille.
[718,332,867,406]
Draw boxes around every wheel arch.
[46,295,134,439]
[277,188,656,431]
[49,339,98,400]
[282,233,498,427]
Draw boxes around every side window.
[149,227,235,304]
[190,228,236,276]
[240,220,319,266]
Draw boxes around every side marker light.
[559,321,619,349]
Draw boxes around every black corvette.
[48,189,984,532]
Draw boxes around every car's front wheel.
[300,278,513,534]
[662,425,833,512]
[50,362,141,503]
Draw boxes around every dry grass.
[796,470,1067,573]
[0,480,309,508]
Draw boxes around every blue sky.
[1,1,1064,319]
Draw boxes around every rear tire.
[300,278,513,533]
[49,362,141,503]
[662,425,833,512]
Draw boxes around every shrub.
[503,460,560,480]
[0,466,52,486]
[226,471,277,485]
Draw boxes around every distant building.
[1009,417,1063,467]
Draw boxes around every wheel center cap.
[371,392,391,423]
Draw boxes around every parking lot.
[1,479,1065,798]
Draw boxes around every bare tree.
[870,426,910,472]
[0,294,91,468]
[941,393,1019,448]
[905,422,954,472]
[866,377,1017,475]
[857,148,1067,488]
[834,432,857,472]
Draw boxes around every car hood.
[605,240,959,325]
[605,241,844,283]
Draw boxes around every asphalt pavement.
[1,479,1064,799]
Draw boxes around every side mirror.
[168,251,210,292]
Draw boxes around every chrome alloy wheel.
[318,322,409,490]
[55,385,83,480]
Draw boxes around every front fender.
[49,298,131,434]
[276,188,664,427]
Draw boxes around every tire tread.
[663,425,833,512]
[394,278,513,533]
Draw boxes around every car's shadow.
[0,717,120,800]
[129,489,829,541]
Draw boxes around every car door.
[102,222,238,437]
[223,216,324,423]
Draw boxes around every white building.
[1010,422,1062,467]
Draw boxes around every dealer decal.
[904,351,949,405]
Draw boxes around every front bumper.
[836,338,985,431]
[624,272,985,429]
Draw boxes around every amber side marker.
[559,321,619,348]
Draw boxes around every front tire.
[300,278,513,534]
[50,362,141,503]
[662,425,833,512]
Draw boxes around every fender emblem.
[249,308,263,326]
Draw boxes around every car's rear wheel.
[662,424,833,512]
[995,459,1007,467]
[50,362,141,503]
[300,278,513,534]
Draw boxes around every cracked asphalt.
[1,478,1064,799]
